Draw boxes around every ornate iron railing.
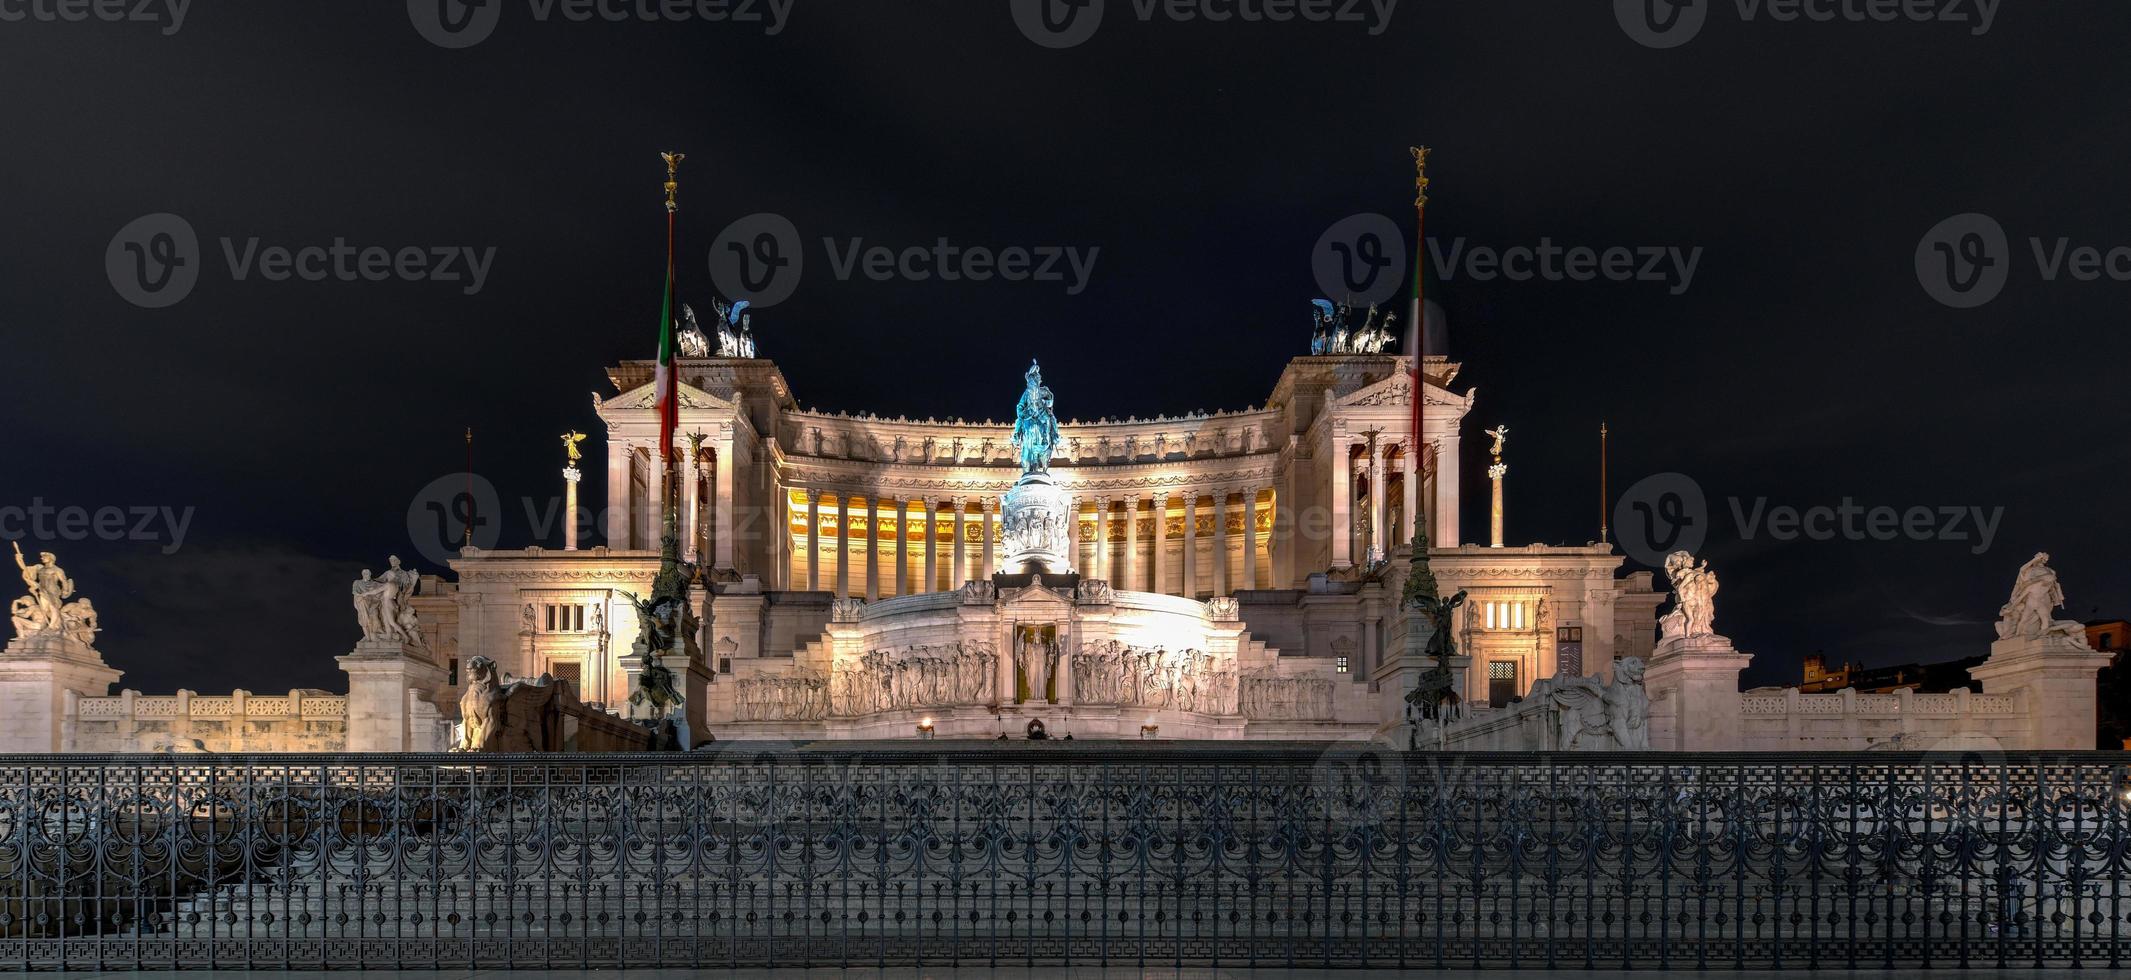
[1,747,2126,970]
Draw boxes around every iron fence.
[0,746,2126,970]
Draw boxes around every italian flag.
[654,208,678,467]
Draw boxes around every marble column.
[1212,489,1230,596]
[1437,433,1463,546]
[866,495,881,600]
[1152,493,1170,595]
[1181,492,1198,599]
[835,495,850,597]
[712,441,736,571]
[1489,462,1507,548]
[645,446,667,546]
[1123,494,1141,591]
[1094,496,1109,580]
[1401,440,1421,546]
[603,440,630,548]
[1242,486,1258,590]
[924,499,939,592]
[1330,431,1353,568]
[1368,437,1387,562]
[563,466,581,551]
[951,497,966,585]
[806,490,821,591]
[680,441,701,563]
[982,497,996,579]
[895,499,910,597]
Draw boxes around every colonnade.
[784,487,1279,600]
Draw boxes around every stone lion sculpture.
[456,656,570,752]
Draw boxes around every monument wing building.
[431,338,1659,741]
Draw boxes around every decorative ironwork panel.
[0,749,2124,969]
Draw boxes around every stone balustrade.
[1735,686,2026,751]
[63,688,351,753]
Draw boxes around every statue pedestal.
[337,639,446,752]
[0,632,120,753]
[1643,634,1751,751]
[622,643,714,748]
[1000,474,1073,575]
[1373,614,1468,742]
[1969,631,2113,750]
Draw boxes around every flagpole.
[1599,422,1610,545]
[1408,145,1432,548]
[660,152,684,534]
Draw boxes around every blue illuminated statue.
[1012,360,1059,475]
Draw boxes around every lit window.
[1336,656,1350,674]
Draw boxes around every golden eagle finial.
[661,151,686,212]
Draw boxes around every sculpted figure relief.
[1996,552,2085,642]
[1069,641,1239,714]
[825,641,998,717]
[1241,667,1335,720]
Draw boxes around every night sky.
[3,0,2126,695]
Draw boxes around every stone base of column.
[337,639,447,752]
[1969,631,2114,750]
[1642,633,1751,751]
[0,633,122,753]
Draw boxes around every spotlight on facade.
[1140,724,1160,740]
[918,717,935,739]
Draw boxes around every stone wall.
[64,689,352,753]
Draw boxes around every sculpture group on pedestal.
[1070,641,1238,714]
[350,556,425,648]
[8,543,98,648]
[1400,527,1467,727]
[1996,552,2087,644]
[1657,550,1719,642]
[1001,360,1074,573]
[1307,299,1397,355]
